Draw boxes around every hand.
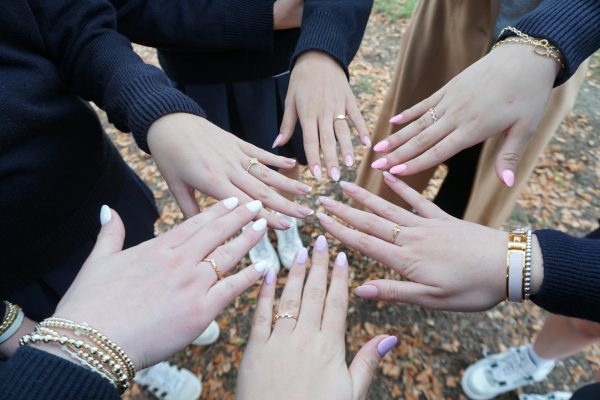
[237,236,396,400]
[371,44,560,187]
[148,113,313,229]
[273,0,303,30]
[52,199,274,370]
[316,172,533,311]
[0,316,37,358]
[277,51,371,181]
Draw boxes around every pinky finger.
[354,279,431,304]
[248,269,277,344]
[382,172,446,219]
[347,97,370,148]
[242,142,297,170]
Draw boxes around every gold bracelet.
[492,26,564,71]
[0,301,20,336]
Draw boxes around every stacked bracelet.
[506,229,533,303]
[492,26,565,71]
[0,301,25,344]
[524,230,533,300]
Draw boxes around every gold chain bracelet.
[492,26,564,71]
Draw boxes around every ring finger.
[245,159,312,196]
[333,114,355,167]
[273,247,309,335]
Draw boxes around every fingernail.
[383,171,398,183]
[312,165,322,180]
[272,134,283,148]
[252,218,267,231]
[345,155,354,167]
[330,167,340,182]
[339,181,358,193]
[373,140,389,152]
[371,158,388,170]
[223,197,239,210]
[377,336,398,357]
[298,183,312,193]
[315,235,328,252]
[335,252,347,268]
[389,114,404,124]
[100,205,111,225]
[316,211,334,224]
[389,164,407,175]
[318,196,336,207]
[502,169,515,188]
[298,206,314,216]
[294,247,308,264]
[355,284,379,298]
[279,216,294,228]
[285,158,297,165]
[246,200,263,213]
[364,136,372,148]
[265,268,277,285]
[255,260,270,275]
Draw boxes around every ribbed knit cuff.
[224,0,273,50]
[0,347,119,400]
[291,10,351,77]
[109,67,206,153]
[500,0,600,86]
[532,229,600,323]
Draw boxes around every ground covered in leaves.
[107,7,600,400]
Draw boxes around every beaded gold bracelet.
[0,301,19,335]
[492,26,565,71]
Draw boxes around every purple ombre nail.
[377,336,398,357]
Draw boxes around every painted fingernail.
[252,218,267,232]
[298,183,312,193]
[383,171,398,183]
[377,336,398,357]
[312,165,322,180]
[272,134,283,148]
[373,140,390,152]
[246,200,263,213]
[330,167,340,182]
[339,181,358,193]
[389,164,407,175]
[318,196,336,207]
[223,197,239,210]
[355,284,379,298]
[502,169,515,188]
[315,235,328,252]
[255,260,270,275]
[335,252,347,268]
[294,247,308,264]
[389,114,404,124]
[316,211,334,224]
[279,216,294,228]
[265,268,277,285]
[298,206,314,216]
[371,158,388,169]
[100,205,112,225]
[364,136,372,148]
[345,155,354,167]
[285,158,297,165]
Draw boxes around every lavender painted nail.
[334,252,347,268]
[294,247,308,264]
[315,235,327,252]
[377,336,398,357]
[265,268,276,285]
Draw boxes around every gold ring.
[428,107,439,123]
[391,224,402,243]
[334,114,349,122]
[203,258,222,280]
[246,158,259,173]
[273,313,298,324]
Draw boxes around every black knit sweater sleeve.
[29,0,205,153]
[291,0,373,76]
[532,229,600,323]
[112,0,274,52]
[0,347,119,400]
[499,0,600,86]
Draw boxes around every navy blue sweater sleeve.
[532,229,600,322]
[499,0,600,86]
[0,347,119,400]
[29,0,205,153]
[291,0,373,76]
[112,0,274,52]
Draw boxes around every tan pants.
[355,0,588,228]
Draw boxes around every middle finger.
[297,235,330,330]
[273,247,309,334]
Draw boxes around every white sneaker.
[191,320,220,346]
[274,215,303,270]
[246,223,280,274]
[133,362,201,400]
[519,392,572,400]
[461,345,555,400]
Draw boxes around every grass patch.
[374,0,418,19]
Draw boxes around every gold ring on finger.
[428,107,439,123]
[334,114,349,123]
[392,224,402,244]
[246,158,259,173]
[203,258,222,281]
[273,313,298,324]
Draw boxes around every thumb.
[349,335,398,400]
[276,97,298,148]
[87,205,125,260]
[495,121,532,188]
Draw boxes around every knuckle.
[212,246,235,267]
[381,284,403,301]
[306,287,326,303]
[327,296,346,312]
[258,165,270,181]
[356,233,371,251]
[381,205,399,220]
[359,354,380,372]
[255,185,271,202]
[282,299,300,312]
[414,132,429,148]
[361,217,376,232]
[415,116,428,131]
[430,144,446,160]
[500,152,520,164]
[252,314,271,328]
[224,279,239,297]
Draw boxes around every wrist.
[0,316,37,358]
[530,234,544,295]
[490,42,560,83]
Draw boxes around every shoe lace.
[137,362,184,397]
[489,347,536,384]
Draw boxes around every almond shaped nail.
[246,200,263,213]
[389,164,407,175]
[315,235,328,251]
[252,218,267,232]
[330,167,340,182]
[312,165,322,180]
[373,140,389,152]
[316,211,334,224]
[345,155,354,167]
[371,158,388,170]
[100,205,112,225]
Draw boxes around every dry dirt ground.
[107,8,600,400]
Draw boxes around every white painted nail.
[252,218,267,232]
[223,197,239,210]
[246,200,263,213]
[254,260,270,275]
[100,205,112,225]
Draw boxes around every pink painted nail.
[345,155,354,167]
[334,252,347,268]
[272,134,283,148]
[355,284,379,298]
[502,169,515,188]
[389,114,404,124]
[339,181,358,193]
[316,211,334,224]
[383,171,398,183]
[298,206,314,216]
[297,183,312,193]
[364,136,372,148]
[312,165,322,180]
[377,336,398,357]
[373,140,390,152]
[294,247,308,264]
[315,235,328,251]
[318,196,336,207]
[371,158,388,170]
[330,167,340,182]
[389,164,407,174]
[265,268,276,285]
[279,216,294,228]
